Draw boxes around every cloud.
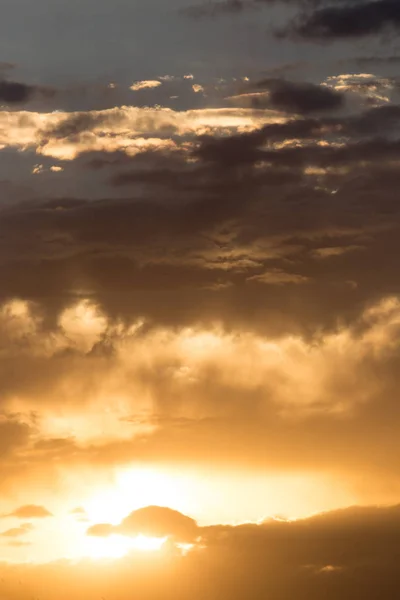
[247,269,309,284]
[130,80,162,91]
[183,0,304,18]
[3,292,400,500]
[352,55,400,66]
[69,507,86,515]
[0,98,399,349]
[2,504,400,599]
[250,79,345,114]
[0,417,32,456]
[0,62,15,73]
[0,80,35,104]
[1,523,33,538]
[6,540,31,547]
[0,79,54,106]
[1,62,400,509]
[312,245,364,259]
[88,506,199,543]
[117,506,199,542]
[183,0,254,17]
[86,523,115,537]
[4,505,53,519]
[282,0,400,40]
[324,73,394,105]
[0,105,278,160]
[1,0,400,577]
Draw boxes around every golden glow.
[133,535,167,552]
[0,106,281,161]
[82,534,166,559]
[84,468,193,525]
[59,300,107,351]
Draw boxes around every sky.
[1,0,400,596]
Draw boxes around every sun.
[73,466,195,560]
[81,534,167,560]
[132,534,167,552]
[83,467,191,525]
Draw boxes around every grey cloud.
[280,0,400,40]
[0,80,35,104]
[1,100,400,334]
[183,0,321,18]
[252,78,345,114]
[0,79,55,106]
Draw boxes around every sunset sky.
[1,0,400,597]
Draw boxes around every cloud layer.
[1,504,400,599]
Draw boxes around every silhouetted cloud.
[88,506,199,543]
[251,78,345,114]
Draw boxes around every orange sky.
[1,0,400,597]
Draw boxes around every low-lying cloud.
[1,504,400,599]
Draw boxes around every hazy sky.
[1,0,400,597]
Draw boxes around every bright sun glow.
[82,534,167,559]
[73,467,191,560]
[84,468,192,525]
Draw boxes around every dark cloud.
[193,127,269,166]
[282,0,400,40]
[119,506,198,542]
[252,78,345,113]
[43,109,129,140]
[0,101,400,336]
[350,55,400,66]
[117,506,199,542]
[194,112,400,170]
[0,80,35,104]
